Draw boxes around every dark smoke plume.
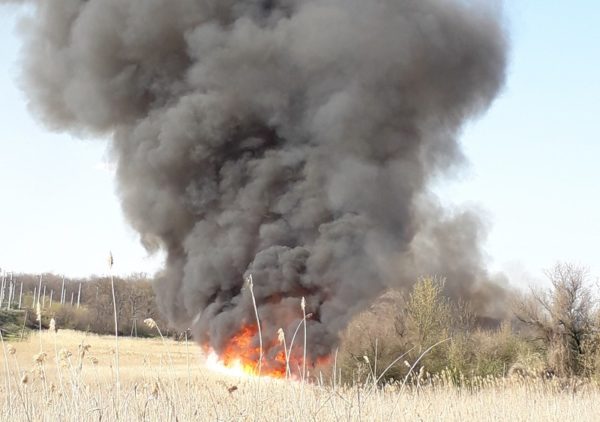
[16,0,507,364]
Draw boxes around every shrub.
[514,263,598,377]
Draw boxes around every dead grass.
[1,329,600,421]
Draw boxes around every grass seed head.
[144,318,157,329]
[33,352,47,364]
[78,343,91,359]
[59,348,72,360]
[150,382,159,398]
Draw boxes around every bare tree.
[514,263,597,376]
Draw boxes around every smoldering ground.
[13,0,508,365]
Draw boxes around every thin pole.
[0,273,5,307]
[70,292,74,307]
[18,282,23,309]
[32,287,37,308]
[37,275,42,307]
[20,310,28,341]
[77,283,82,308]
[10,282,16,308]
[5,281,12,310]
[42,285,47,308]
[109,252,120,403]
[61,276,65,305]
[49,290,53,308]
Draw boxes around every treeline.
[339,263,600,383]
[3,263,599,382]
[0,272,168,338]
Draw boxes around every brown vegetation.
[1,329,600,421]
[0,273,168,338]
[2,263,600,419]
[339,263,600,385]
[3,262,600,386]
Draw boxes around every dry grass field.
[1,329,600,421]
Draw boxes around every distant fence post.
[61,276,65,305]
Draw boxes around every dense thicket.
[339,263,600,383]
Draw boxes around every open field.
[1,330,600,421]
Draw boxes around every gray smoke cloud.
[16,0,507,368]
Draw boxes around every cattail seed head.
[277,328,285,345]
[49,318,56,332]
[301,297,306,311]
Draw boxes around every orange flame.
[207,325,286,378]
[204,324,328,379]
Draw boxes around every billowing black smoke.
[16,0,507,365]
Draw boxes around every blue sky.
[0,5,162,276]
[437,0,600,284]
[0,1,598,285]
